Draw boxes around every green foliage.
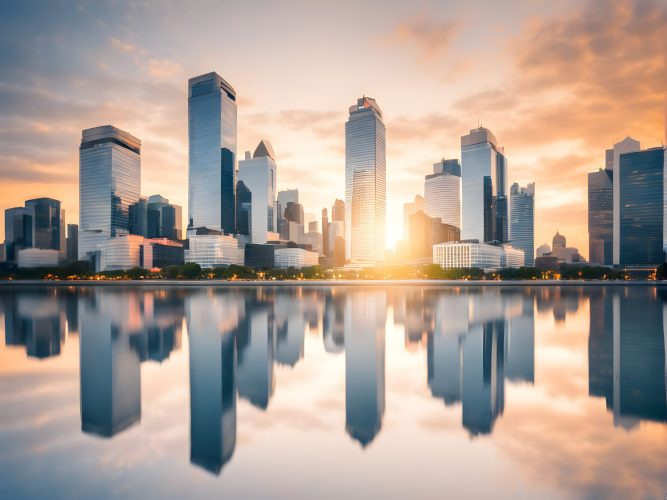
[656,263,667,280]
[494,267,541,280]
[126,267,148,280]
[558,264,626,280]
[179,263,202,279]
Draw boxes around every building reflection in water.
[78,289,184,438]
[4,289,67,359]
[588,288,667,427]
[2,284,666,477]
[344,290,386,447]
[187,290,239,475]
[237,294,275,410]
[426,290,533,435]
[79,293,143,437]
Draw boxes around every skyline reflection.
[0,285,666,494]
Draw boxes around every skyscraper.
[424,159,461,230]
[588,168,613,265]
[345,96,386,266]
[24,198,65,254]
[237,140,277,244]
[188,72,237,233]
[618,147,665,267]
[461,127,508,243]
[403,194,424,241]
[610,137,641,264]
[66,224,78,263]
[147,195,182,240]
[4,207,33,263]
[79,125,141,264]
[332,198,345,222]
[509,182,535,266]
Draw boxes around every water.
[0,285,665,499]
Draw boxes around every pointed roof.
[253,139,275,160]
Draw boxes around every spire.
[253,139,275,160]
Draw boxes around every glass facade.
[587,169,613,265]
[237,141,277,244]
[188,72,237,233]
[461,128,508,243]
[79,125,141,263]
[619,147,665,267]
[345,97,386,266]
[4,207,33,262]
[185,234,244,267]
[509,183,535,266]
[24,198,64,252]
[433,241,524,271]
[424,160,461,230]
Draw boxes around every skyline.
[1,0,666,256]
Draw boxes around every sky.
[0,0,665,256]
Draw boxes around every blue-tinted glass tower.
[188,72,237,234]
[618,147,665,267]
[79,125,141,263]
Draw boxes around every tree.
[180,262,201,279]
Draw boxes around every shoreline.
[0,279,665,287]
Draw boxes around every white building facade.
[433,241,524,271]
[100,234,152,271]
[185,234,244,267]
[274,248,319,269]
[17,248,61,268]
[424,159,461,230]
[237,140,278,244]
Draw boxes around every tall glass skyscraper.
[79,125,141,263]
[424,159,461,230]
[461,127,508,243]
[618,147,665,267]
[611,137,641,264]
[588,168,613,265]
[345,97,386,266]
[188,72,237,233]
[509,183,535,266]
[237,140,277,244]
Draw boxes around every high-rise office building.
[425,159,461,230]
[235,181,252,236]
[66,224,78,263]
[345,97,386,266]
[79,125,141,264]
[403,194,424,241]
[4,207,33,263]
[408,210,460,261]
[188,72,237,233]
[461,127,508,243]
[147,195,182,240]
[277,189,299,240]
[618,147,666,267]
[610,137,641,264]
[509,182,535,266]
[237,140,277,244]
[588,168,613,265]
[24,198,65,254]
[322,208,330,257]
[332,198,345,222]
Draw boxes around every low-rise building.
[148,238,184,269]
[432,241,524,271]
[275,247,319,269]
[17,248,61,268]
[100,234,152,271]
[185,233,244,268]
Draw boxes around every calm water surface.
[0,285,665,499]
